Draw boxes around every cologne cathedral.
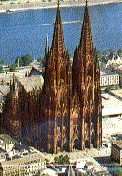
[1,1,102,153]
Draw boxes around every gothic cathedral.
[1,1,102,154]
[41,1,102,153]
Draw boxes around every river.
[0,2,122,64]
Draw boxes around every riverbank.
[0,0,121,13]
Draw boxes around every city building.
[102,92,122,117]
[0,153,46,176]
[102,116,122,138]
[105,54,122,87]
[26,66,42,77]
[106,55,122,70]
[100,72,119,87]
[75,157,111,175]
[1,1,102,153]
[111,141,122,165]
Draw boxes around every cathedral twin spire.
[48,0,93,60]
[51,0,66,57]
[79,0,94,54]
[42,0,102,153]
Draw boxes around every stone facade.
[41,2,71,153]
[71,1,102,150]
[0,153,46,176]
[41,1,102,153]
[1,1,102,153]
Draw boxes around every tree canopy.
[37,57,45,69]
[117,49,122,57]
[0,59,5,65]
[9,64,16,72]
[0,66,3,73]
[54,154,70,165]
[15,54,33,67]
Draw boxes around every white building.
[0,153,46,176]
[102,91,122,117]
[100,73,119,87]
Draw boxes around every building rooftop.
[93,170,111,176]
[0,74,11,96]
[16,75,44,92]
[41,168,57,176]
[28,66,42,77]
[0,73,11,82]
[102,93,122,116]
[0,84,10,97]
[112,140,122,149]
[100,71,118,76]
[74,157,110,175]
[1,152,45,168]
[109,89,122,99]
[102,117,122,138]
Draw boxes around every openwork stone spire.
[79,0,93,55]
[44,0,68,87]
[51,0,66,56]
[71,1,102,150]
[41,0,71,153]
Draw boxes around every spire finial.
[58,0,60,8]
[86,0,88,6]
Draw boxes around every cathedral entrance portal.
[73,139,81,150]
[85,140,90,148]
[91,133,95,147]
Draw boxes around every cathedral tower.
[41,0,71,153]
[71,0,102,150]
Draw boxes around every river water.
[0,2,122,64]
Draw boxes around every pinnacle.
[79,1,93,55]
[51,1,66,57]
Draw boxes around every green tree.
[117,49,122,57]
[101,50,109,63]
[0,59,5,65]
[15,54,33,67]
[54,154,70,165]
[102,50,108,56]
[9,64,16,72]
[21,54,33,66]
[54,156,59,163]
[37,57,42,63]
[58,155,64,165]
[0,66,3,73]
[108,49,114,60]
[101,56,108,64]
[63,154,70,165]
[37,57,45,69]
